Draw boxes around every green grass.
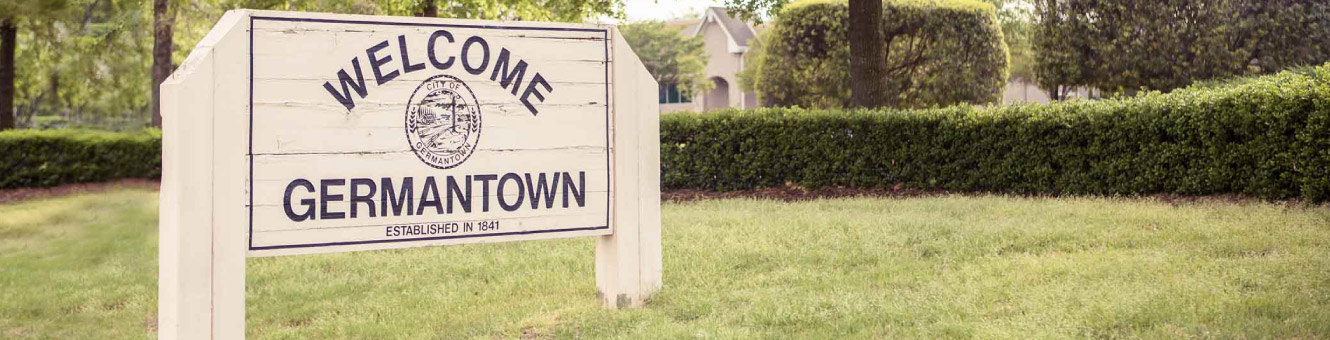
[2,189,1329,339]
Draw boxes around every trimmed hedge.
[0,129,161,189]
[664,65,1330,202]
[3,66,1328,202]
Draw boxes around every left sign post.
[160,10,660,339]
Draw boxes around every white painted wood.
[208,12,252,338]
[244,12,614,256]
[158,49,215,340]
[595,27,662,309]
[160,10,660,339]
[159,10,243,340]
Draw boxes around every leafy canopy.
[619,21,711,96]
[1032,0,1330,95]
[726,0,1036,81]
[743,0,1009,109]
[9,0,624,129]
[10,0,152,130]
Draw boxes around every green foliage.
[0,129,161,189]
[746,0,1008,109]
[6,0,624,131]
[177,0,625,57]
[724,0,789,23]
[7,0,154,129]
[267,0,625,21]
[1033,0,1330,96]
[991,0,1034,81]
[619,21,712,96]
[725,0,1035,85]
[0,0,71,22]
[663,64,1330,202]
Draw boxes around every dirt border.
[664,185,947,203]
[0,179,160,205]
[664,184,1320,207]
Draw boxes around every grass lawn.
[2,189,1329,339]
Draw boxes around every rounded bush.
[749,0,1009,109]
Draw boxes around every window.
[658,83,691,104]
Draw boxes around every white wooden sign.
[160,10,660,339]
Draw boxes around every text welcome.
[322,30,554,115]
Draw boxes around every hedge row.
[0,129,161,189]
[663,65,1330,202]
[3,66,1327,201]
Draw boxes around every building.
[661,7,761,113]
[1002,78,1098,104]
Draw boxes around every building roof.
[664,18,701,34]
[691,7,757,49]
[701,7,756,48]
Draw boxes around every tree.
[727,0,888,108]
[15,0,154,129]
[5,0,625,131]
[725,0,784,21]
[152,0,175,127]
[619,21,711,100]
[1,18,15,130]
[987,0,1034,81]
[1033,0,1330,96]
[1,0,87,131]
[742,0,1008,108]
[367,0,622,21]
[847,0,886,108]
[416,0,437,16]
[1,1,41,130]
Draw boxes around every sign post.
[159,10,660,339]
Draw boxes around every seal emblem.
[405,75,482,169]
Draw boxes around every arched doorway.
[704,77,729,111]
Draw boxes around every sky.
[618,0,725,22]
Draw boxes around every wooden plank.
[595,26,662,309]
[635,40,664,296]
[209,16,251,338]
[158,49,216,340]
[158,10,236,340]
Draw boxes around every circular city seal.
[405,75,482,169]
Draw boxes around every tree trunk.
[848,0,887,108]
[152,0,175,128]
[417,1,438,17]
[0,19,17,130]
[48,71,58,113]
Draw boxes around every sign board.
[159,10,660,339]
[247,15,615,255]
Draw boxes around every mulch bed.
[0,179,160,205]
[662,184,949,203]
[663,183,1310,206]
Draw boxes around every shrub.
[0,129,161,189]
[664,64,1330,202]
[1033,0,1330,96]
[745,0,1008,109]
[620,21,712,98]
